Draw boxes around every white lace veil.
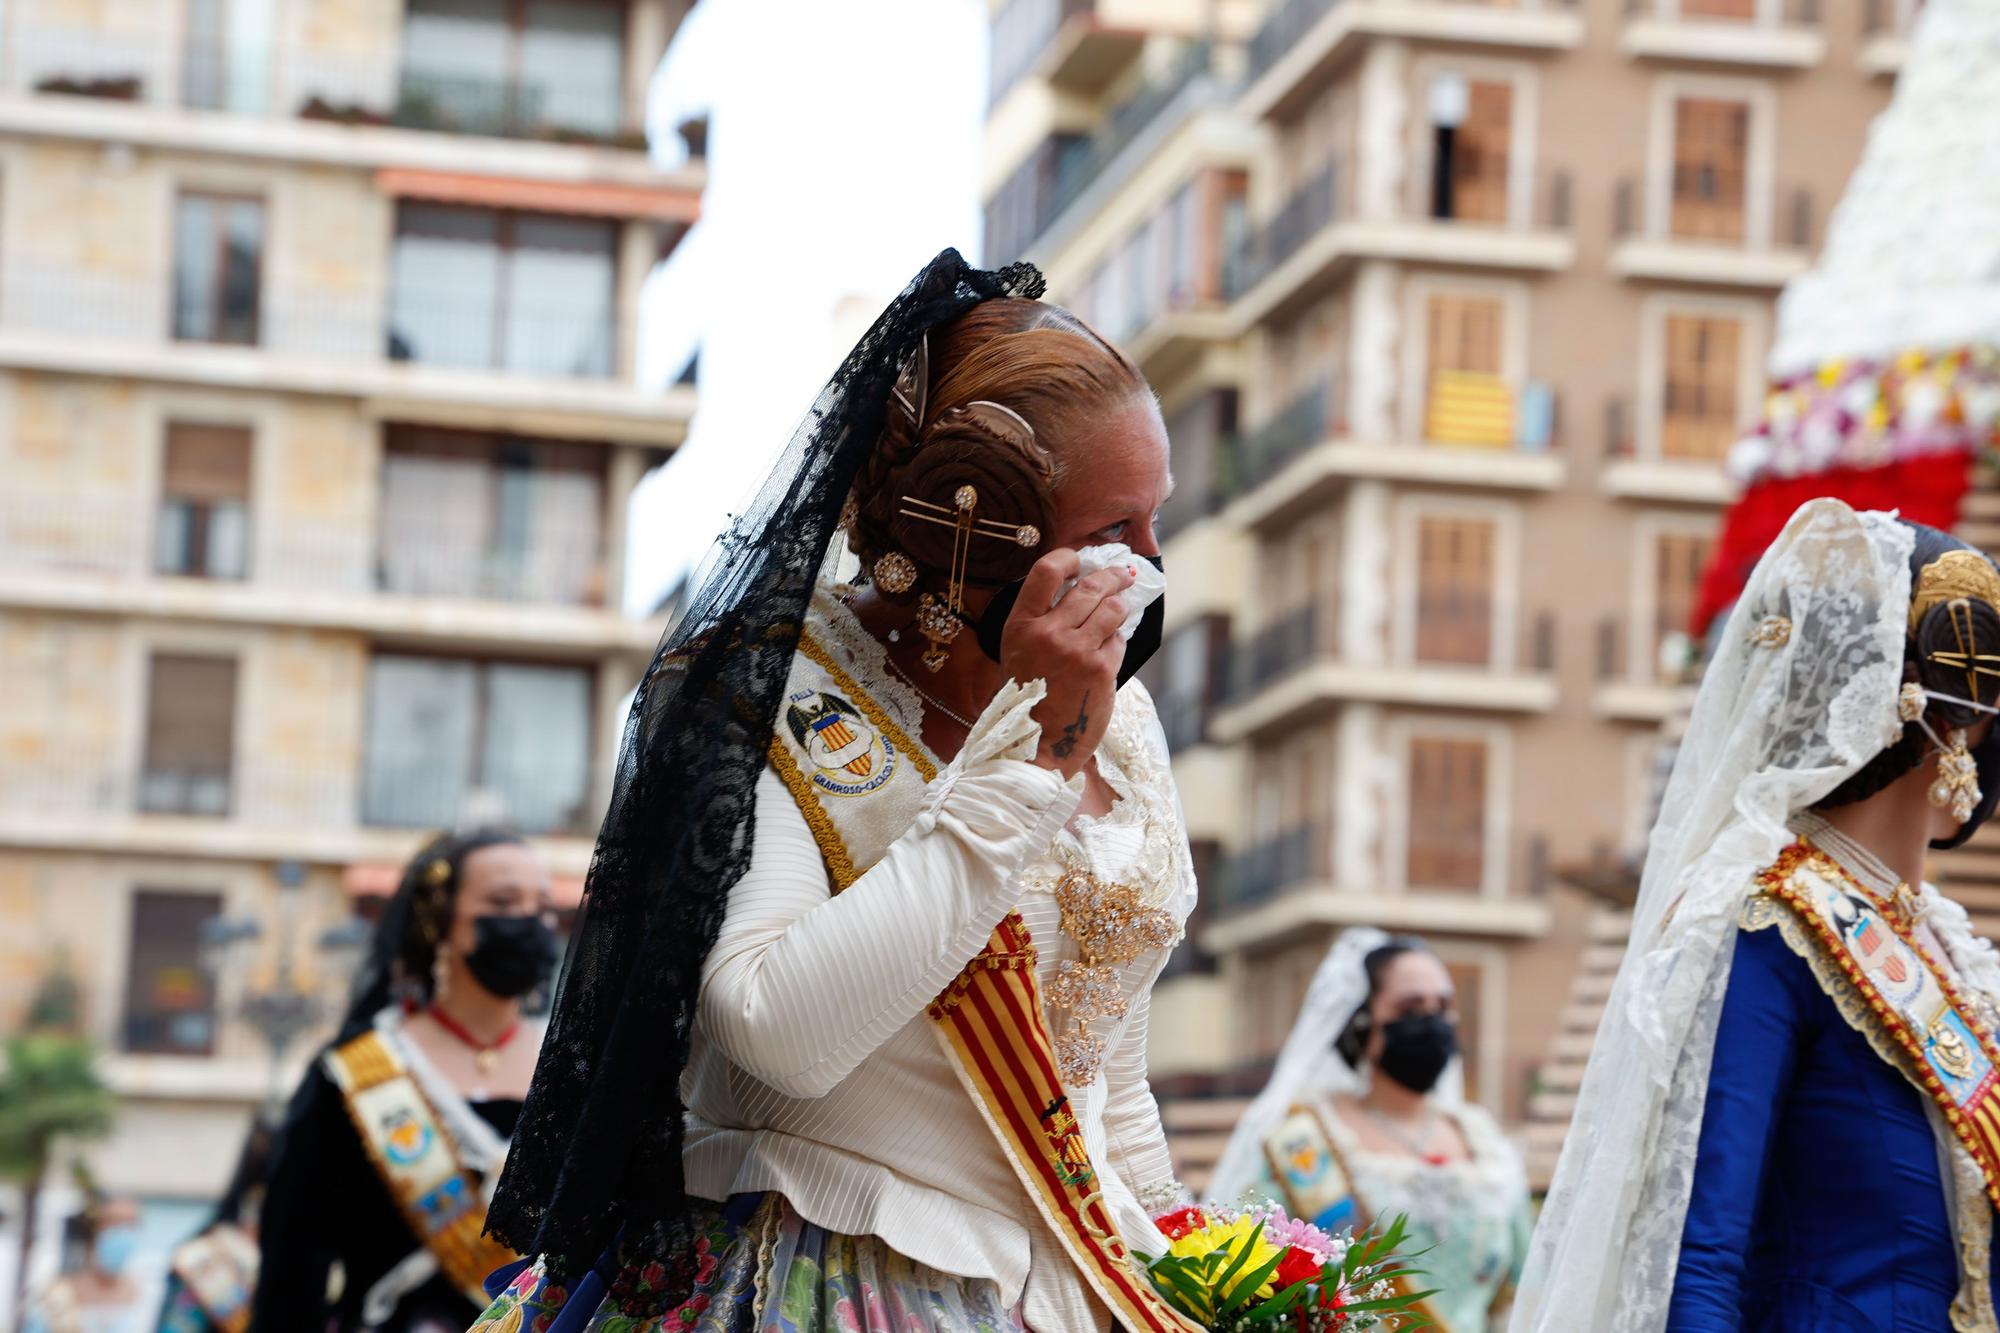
[1509,499,1914,1331]
[1205,927,1468,1207]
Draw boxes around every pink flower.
[507,1266,541,1298]
[641,1262,667,1290]
[695,1252,719,1285]
[1253,1209,1344,1262]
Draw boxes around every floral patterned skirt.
[471,1194,1025,1333]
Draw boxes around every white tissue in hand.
[1053,542,1166,641]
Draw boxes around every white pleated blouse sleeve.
[699,680,1084,1101]
[1100,976,1180,1205]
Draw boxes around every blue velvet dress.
[1667,924,2000,1331]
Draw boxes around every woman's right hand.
[999,548,1135,778]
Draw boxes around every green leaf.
[1217,1248,1288,1318]
[1209,1218,1268,1301]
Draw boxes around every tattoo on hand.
[1051,693,1090,760]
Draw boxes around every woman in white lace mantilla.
[1206,930,1529,1332]
[1514,501,2000,1332]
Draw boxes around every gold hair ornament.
[1909,549,2000,633]
[891,401,1044,671]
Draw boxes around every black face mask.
[1932,731,2000,852]
[463,915,560,999]
[973,554,1166,689]
[1376,1013,1458,1094]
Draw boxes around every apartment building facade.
[0,0,698,1241]
[985,0,1912,1175]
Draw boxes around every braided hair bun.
[1818,526,2000,810]
[844,297,1147,598]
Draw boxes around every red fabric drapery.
[1691,452,1975,638]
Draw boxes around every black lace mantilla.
[485,250,1046,1266]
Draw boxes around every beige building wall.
[0,0,699,1235]
[986,0,1899,1165]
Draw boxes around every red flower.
[532,1315,554,1333]
[1154,1206,1207,1240]
[1275,1246,1323,1291]
[641,1262,667,1290]
[542,1286,567,1308]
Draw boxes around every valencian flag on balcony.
[1426,370,1516,448]
[1690,0,2000,639]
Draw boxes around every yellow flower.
[1166,1214,1285,1300]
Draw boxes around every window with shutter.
[1414,516,1497,664]
[362,654,593,834]
[1451,81,1512,224]
[1445,960,1484,1101]
[1661,314,1742,460]
[122,889,222,1055]
[172,193,264,345]
[1406,737,1488,890]
[1425,294,1511,447]
[140,655,238,816]
[1670,98,1750,242]
[157,423,252,580]
[1653,531,1714,677]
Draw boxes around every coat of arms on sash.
[1039,1096,1095,1187]
[784,689,896,797]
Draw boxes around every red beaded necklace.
[426,1006,520,1075]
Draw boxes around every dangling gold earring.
[1929,727,1981,823]
[432,949,452,1006]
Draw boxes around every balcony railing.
[0,262,618,379]
[988,0,1092,108]
[1,488,613,609]
[1223,166,1341,301]
[0,755,595,837]
[1225,603,1331,703]
[1613,175,1816,250]
[1247,0,1339,87]
[1048,43,1217,228]
[1214,825,1329,915]
[1221,383,1333,499]
[1157,688,1211,754]
[10,25,646,148]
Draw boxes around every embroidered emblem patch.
[381,1108,434,1167]
[414,1175,473,1236]
[1927,1005,1987,1092]
[784,690,896,797]
[1277,1126,1328,1190]
[1039,1096,1096,1187]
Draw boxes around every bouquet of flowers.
[1142,1204,1434,1331]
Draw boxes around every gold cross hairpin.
[896,486,1042,671]
[897,490,1042,551]
[1932,599,2000,702]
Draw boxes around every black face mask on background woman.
[464,915,560,999]
[1376,1013,1458,1094]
